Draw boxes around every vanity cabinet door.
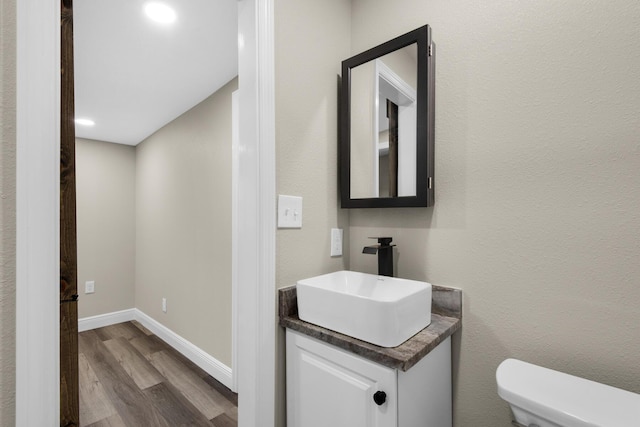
[286,330,397,427]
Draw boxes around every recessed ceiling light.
[144,2,177,24]
[75,118,95,126]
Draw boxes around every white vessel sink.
[297,270,432,347]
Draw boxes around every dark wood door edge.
[60,0,79,425]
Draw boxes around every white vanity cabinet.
[286,330,452,427]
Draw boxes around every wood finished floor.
[79,321,238,427]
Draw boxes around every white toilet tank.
[496,358,640,427]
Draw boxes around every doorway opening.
[16,0,276,426]
[69,1,240,425]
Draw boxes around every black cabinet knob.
[373,390,387,406]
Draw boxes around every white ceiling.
[74,0,238,146]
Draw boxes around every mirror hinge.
[428,177,433,189]
[428,44,433,56]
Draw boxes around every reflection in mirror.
[350,44,417,199]
[340,25,434,208]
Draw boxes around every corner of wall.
[0,0,17,423]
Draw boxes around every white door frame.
[15,0,61,425]
[236,0,276,425]
[373,59,417,198]
[15,0,276,425]
[231,89,240,393]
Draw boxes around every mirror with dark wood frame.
[340,25,434,208]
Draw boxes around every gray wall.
[274,0,640,426]
[0,0,16,423]
[136,77,237,365]
[76,81,236,367]
[275,0,350,290]
[348,0,640,425]
[76,138,136,318]
[274,0,352,424]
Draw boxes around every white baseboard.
[134,309,233,390]
[78,308,136,332]
[79,308,233,390]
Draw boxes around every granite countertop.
[278,283,462,372]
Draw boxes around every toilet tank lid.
[496,358,640,427]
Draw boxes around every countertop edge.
[278,284,462,372]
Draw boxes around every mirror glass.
[350,44,417,199]
[340,25,434,208]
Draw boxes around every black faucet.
[362,237,395,277]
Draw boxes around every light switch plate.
[331,228,343,257]
[277,195,303,228]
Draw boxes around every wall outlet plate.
[331,228,343,257]
[85,281,95,294]
[162,298,167,313]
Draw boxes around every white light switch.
[331,228,343,257]
[85,280,95,294]
[278,195,303,228]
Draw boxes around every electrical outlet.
[331,228,343,257]
[162,298,167,313]
[85,281,95,294]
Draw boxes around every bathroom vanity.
[279,284,461,427]
[280,20,451,426]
